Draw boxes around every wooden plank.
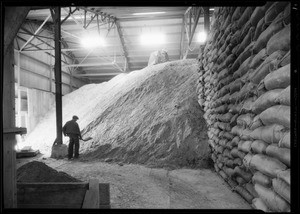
[99,183,110,208]
[17,183,88,208]
[3,127,27,134]
[18,203,81,209]
[17,182,89,189]
[82,179,99,208]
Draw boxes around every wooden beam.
[3,7,31,208]
[3,44,17,208]
[99,183,110,208]
[3,128,27,135]
[115,20,130,72]
[82,179,99,208]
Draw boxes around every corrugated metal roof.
[17,6,212,83]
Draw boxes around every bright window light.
[133,12,166,16]
[140,33,166,45]
[80,35,105,48]
[197,31,207,43]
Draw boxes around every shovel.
[81,137,93,142]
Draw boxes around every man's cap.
[73,115,79,120]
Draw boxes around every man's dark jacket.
[62,120,81,138]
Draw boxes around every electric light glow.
[197,31,207,43]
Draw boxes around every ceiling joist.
[17,6,211,83]
[20,14,51,51]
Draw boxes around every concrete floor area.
[17,155,252,209]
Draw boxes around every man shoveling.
[63,115,92,160]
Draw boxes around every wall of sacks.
[197,3,291,212]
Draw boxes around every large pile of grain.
[22,59,210,169]
[17,161,81,182]
[197,4,290,212]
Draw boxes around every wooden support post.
[82,179,99,208]
[99,183,110,208]
[3,7,30,208]
[3,44,17,208]
[16,51,22,127]
[82,180,110,209]
[52,7,63,145]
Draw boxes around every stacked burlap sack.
[197,2,290,212]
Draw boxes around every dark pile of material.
[17,161,81,182]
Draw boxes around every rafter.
[115,20,130,72]
[61,7,78,25]
[189,7,202,46]
[78,7,116,27]
[182,7,202,59]
[18,31,54,40]
[20,14,51,51]
[63,8,82,26]
[16,35,68,65]
[62,62,116,68]
[119,14,183,22]
[19,26,75,62]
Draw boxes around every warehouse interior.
[2,2,293,211]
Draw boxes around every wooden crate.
[17,179,110,208]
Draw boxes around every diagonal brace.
[20,13,51,51]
